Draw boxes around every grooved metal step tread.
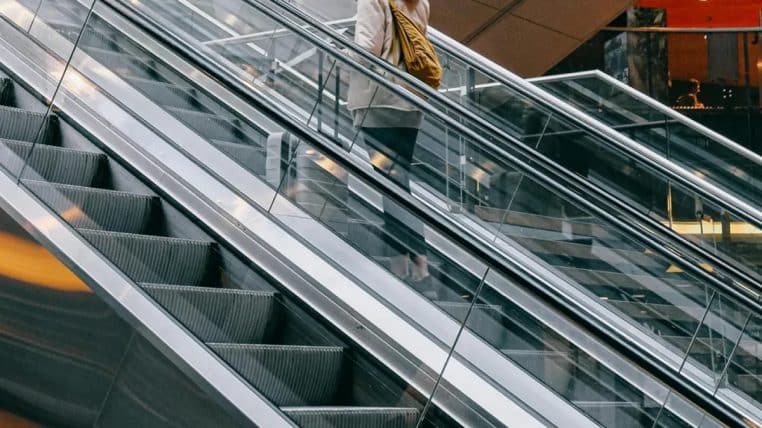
[77,229,214,286]
[208,343,344,406]
[1,139,104,186]
[141,284,277,343]
[0,106,55,142]
[281,406,419,428]
[23,180,156,234]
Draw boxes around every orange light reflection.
[0,231,90,293]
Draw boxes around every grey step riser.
[0,108,57,143]
[283,408,418,428]
[78,230,215,286]
[24,181,157,234]
[1,140,104,187]
[142,285,278,343]
[211,345,343,406]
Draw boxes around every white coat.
[347,0,430,114]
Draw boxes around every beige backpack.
[388,0,442,89]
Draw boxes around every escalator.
[527,70,762,206]
[0,0,737,427]
[295,0,631,78]
[86,0,762,425]
[266,0,762,284]
[0,3,509,428]
[0,78,430,428]
[0,1,730,427]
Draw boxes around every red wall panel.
[636,0,761,27]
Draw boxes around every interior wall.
[430,0,633,77]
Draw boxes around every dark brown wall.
[430,0,633,76]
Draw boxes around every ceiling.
[430,0,633,76]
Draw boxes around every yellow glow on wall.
[667,221,762,237]
[0,231,90,293]
[0,409,42,428]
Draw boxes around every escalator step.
[0,106,56,142]
[0,139,104,186]
[83,47,162,81]
[77,229,215,286]
[281,406,419,428]
[208,344,343,406]
[23,180,156,234]
[141,284,277,343]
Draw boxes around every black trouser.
[362,127,427,258]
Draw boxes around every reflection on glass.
[4,0,756,423]
[425,267,705,428]
[722,314,762,406]
[0,5,443,421]
[682,293,750,386]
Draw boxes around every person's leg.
[387,128,430,281]
[362,127,412,278]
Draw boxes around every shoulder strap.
[386,0,402,67]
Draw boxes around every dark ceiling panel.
[430,0,633,76]
[469,14,579,76]
[430,0,499,40]
[512,0,631,39]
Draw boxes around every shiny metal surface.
[0,118,294,427]
[528,69,762,168]
[0,4,564,425]
[89,0,748,424]
[426,27,762,226]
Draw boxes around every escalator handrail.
[528,69,762,167]
[233,0,762,303]
[118,0,762,320]
[0,129,295,428]
[263,0,761,229]
[102,1,754,425]
[184,1,762,293]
